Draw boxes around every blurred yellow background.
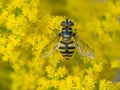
[0,0,120,90]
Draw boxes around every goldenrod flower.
[0,0,120,90]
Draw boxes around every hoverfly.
[41,19,94,60]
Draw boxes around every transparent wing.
[40,35,61,59]
[74,34,94,59]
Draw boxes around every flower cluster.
[0,0,120,90]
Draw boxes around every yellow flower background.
[0,0,120,90]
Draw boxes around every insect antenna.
[66,18,69,23]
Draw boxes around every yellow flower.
[99,79,113,90]
[0,0,120,90]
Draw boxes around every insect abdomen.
[59,41,75,60]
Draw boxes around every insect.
[41,19,94,60]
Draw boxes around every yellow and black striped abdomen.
[59,41,75,60]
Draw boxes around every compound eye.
[60,19,74,27]
[68,21,74,26]
[60,21,67,26]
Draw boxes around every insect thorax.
[61,27,73,41]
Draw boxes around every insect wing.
[74,34,94,59]
[40,36,60,59]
